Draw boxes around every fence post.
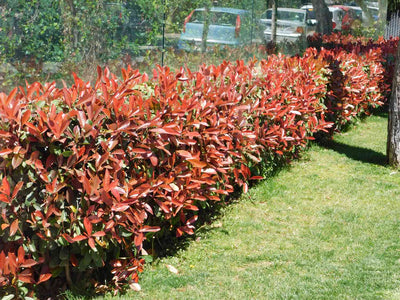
[161,0,166,66]
[251,0,255,43]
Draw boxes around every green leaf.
[59,248,69,261]
[143,255,153,263]
[28,242,36,253]
[62,150,73,157]
[79,252,92,271]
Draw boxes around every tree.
[271,0,277,44]
[388,41,400,167]
[387,0,400,167]
[311,0,333,35]
[59,0,128,63]
[0,0,64,63]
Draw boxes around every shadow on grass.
[322,139,387,166]
[142,155,292,260]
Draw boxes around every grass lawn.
[96,112,400,299]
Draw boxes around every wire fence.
[0,0,387,92]
[386,11,400,38]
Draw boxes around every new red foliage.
[0,35,394,296]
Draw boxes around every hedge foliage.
[0,35,396,298]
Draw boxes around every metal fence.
[0,0,387,92]
[386,11,400,38]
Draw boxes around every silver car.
[261,8,316,43]
[177,7,251,51]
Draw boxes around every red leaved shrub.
[0,35,392,297]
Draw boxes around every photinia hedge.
[0,35,395,297]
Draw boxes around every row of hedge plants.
[0,35,396,298]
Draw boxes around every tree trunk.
[378,0,388,34]
[271,0,277,44]
[201,2,211,53]
[388,40,400,167]
[311,0,332,35]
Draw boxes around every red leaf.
[10,219,18,236]
[62,233,74,243]
[176,150,193,158]
[11,181,24,200]
[139,226,160,233]
[37,272,52,284]
[18,270,34,284]
[112,203,130,212]
[134,232,145,247]
[72,235,87,242]
[111,186,124,201]
[131,148,149,154]
[6,87,17,105]
[0,251,6,272]
[176,227,183,237]
[63,88,73,107]
[187,215,198,224]
[12,154,23,169]
[70,254,78,267]
[104,220,115,231]
[17,246,25,263]
[178,225,194,235]
[104,169,110,192]
[34,159,44,170]
[21,110,31,126]
[88,237,96,249]
[83,217,92,236]
[21,259,39,268]
[184,204,199,211]
[82,175,92,195]
[0,149,13,156]
[0,194,10,204]
[187,159,207,168]
[243,183,248,193]
[46,178,57,194]
[207,195,220,201]
[150,128,181,136]
[2,177,10,196]
[150,156,158,166]
[250,176,264,180]
[8,252,17,274]
[92,231,106,237]
[117,120,131,131]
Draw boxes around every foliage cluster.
[309,33,398,103]
[0,36,395,298]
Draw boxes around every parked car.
[177,7,251,51]
[349,6,363,21]
[301,5,348,31]
[301,5,317,26]
[260,8,316,43]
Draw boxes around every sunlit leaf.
[166,264,179,274]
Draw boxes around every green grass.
[97,113,400,299]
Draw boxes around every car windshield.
[190,10,239,26]
[263,10,305,22]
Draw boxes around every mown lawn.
[96,113,400,299]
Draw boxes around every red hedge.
[0,35,394,296]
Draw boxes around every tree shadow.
[322,139,387,166]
